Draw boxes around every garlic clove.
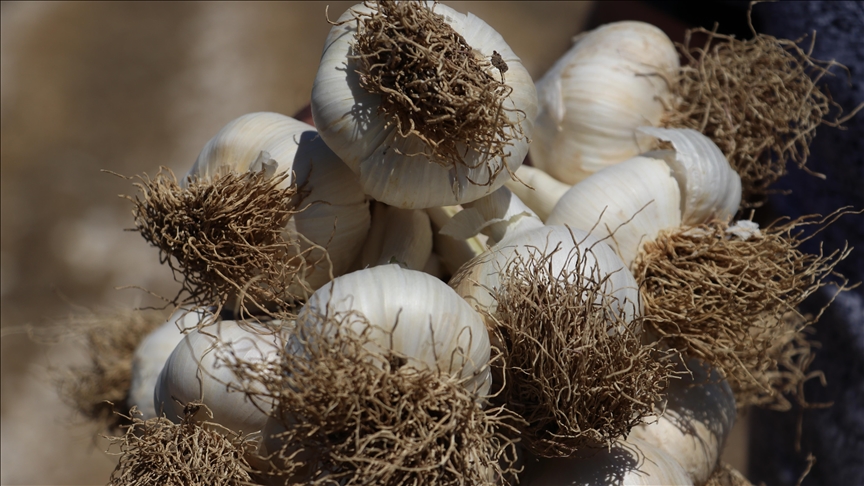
[427,205,489,276]
[504,165,571,222]
[521,437,693,485]
[628,358,737,485]
[297,264,492,396]
[638,127,742,225]
[440,186,544,247]
[128,307,209,419]
[547,155,683,268]
[356,202,433,272]
[531,21,680,185]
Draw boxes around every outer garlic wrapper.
[155,319,285,436]
[453,225,640,325]
[188,112,371,291]
[440,186,544,247]
[531,21,680,184]
[296,264,492,396]
[547,128,741,267]
[312,1,537,209]
[521,437,693,486]
[128,307,209,419]
[629,358,736,485]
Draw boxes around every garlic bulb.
[547,128,741,267]
[154,319,285,435]
[628,358,736,485]
[128,307,209,419]
[521,437,693,485]
[453,224,640,324]
[296,264,492,396]
[531,21,680,185]
[187,111,370,291]
[312,1,537,209]
[355,202,433,272]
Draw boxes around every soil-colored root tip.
[487,245,674,457]
[350,0,523,181]
[106,405,257,486]
[128,167,313,312]
[633,212,855,410]
[665,25,847,204]
[55,309,165,431]
[231,318,519,486]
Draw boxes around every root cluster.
[633,213,855,409]
[349,0,524,184]
[665,24,849,204]
[127,167,314,313]
[55,308,165,431]
[229,314,518,485]
[106,404,257,486]
[486,244,674,457]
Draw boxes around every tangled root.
[230,316,520,486]
[55,308,165,431]
[347,0,524,184]
[486,244,675,457]
[106,404,258,486]
[664,20,853,204]
[126,167,316,314]
[633,211,856,409]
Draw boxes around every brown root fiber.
[348,0,523,183]
[486,245,675,458]
[664,24,849,204]
[55,308,165,431]
[127,167,314,314]
[230,316,520,486]
[106,404,257,486]
[633,212,856,410]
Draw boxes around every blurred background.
[1,2,860,484]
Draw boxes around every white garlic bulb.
[187,111,371,291]
[296,264,492,396]
[547,128,741,267]
[312,2,537,209]
[453,225,640,324]
[521,437,693,485]
[628,358,737,485]
[531,21,680,184]
[154,319,285,435]
[128,307,209,419]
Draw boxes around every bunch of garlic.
[531,21,680,184]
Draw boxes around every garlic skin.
[296,264,492,396]
[312,2,537,209]
[531,21,680,185]
[453,225,640,324]
[128,307,209,419]
[355,202,433,272]
[504,165,571,222]
[521,437,693,485]
[628,358,736,485]
[427,205,489,276]
[547,128,741,267]
[440,186,544,247]
[187,112,371,291]
[154,319,285,435]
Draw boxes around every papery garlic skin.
[296,264,492,396]
[629,358,736,485]
[441,186,544,247]
[154,319,284,435]
[128,307,209,419]
[187,112,370,291]
[547,128,742,267]
[312,2,537,209]
[521,437,693,486]
[531,21,680,185]
[453,225,640,325]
